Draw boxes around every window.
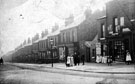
[114,17,118,33]
[73,29,77,42]
[53,37,56,46]
[56,37,58,45]
[64,32,66,43]
[120,17,124,26]
[101,24,105,38]
[70,30,72,42]
[66,32,69,43]
[72,30,74,42]
[61,33,63,43]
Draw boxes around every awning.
[84,34,98,48]
[85,41,92,48]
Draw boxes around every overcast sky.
[0,0,111,56]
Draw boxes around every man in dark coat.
[73,53,77,66]
[0,57,3,64]
[81,54,85,65]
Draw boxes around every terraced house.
[59,9,105,62]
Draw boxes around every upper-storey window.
[114,17,118,33]
[70,30,72,42]
[72,30,74,42]
[66,32,69,43]
[73,29,77,42]
[64,32,66,43]
[101,24,105,38]
[120,17,124,26]
[61,33,62,43]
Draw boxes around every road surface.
[0,63,135,84]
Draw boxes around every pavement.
[8,62,135,74]
[40,62,135,74]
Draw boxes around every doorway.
[86,47,90,62]
[114,40,125,62]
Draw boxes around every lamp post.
[50,39,54,67]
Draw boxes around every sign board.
[85,41,92,48]
[96,43,101,48]
[96,43,101,55]
[122,28,131,32]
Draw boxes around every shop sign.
[59,47,65,60]
[96,43,101,48]
[96,43,101,55]
[85,41,92,48]
[100,38,105,40]
[96,48,101,54]
[122,28,131,32]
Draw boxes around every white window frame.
[114,18,118,32]
[120,17,124,26]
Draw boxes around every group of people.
[66,53,85,67]
[107,50,132,66]
[96,50,132,66]
[0,57,4,64]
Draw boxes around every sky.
[0,0,112,56]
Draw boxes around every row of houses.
[6,0,135,63]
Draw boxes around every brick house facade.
[99,0,135,62]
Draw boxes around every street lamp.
[50,39,54,67]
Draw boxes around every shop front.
[106,32,131,62]
[83,41,97,62]
[58,42,79,63]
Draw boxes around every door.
[86,47,90,62]
[114,40,125,62]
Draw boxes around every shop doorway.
[86,47,90,62]
[114,40,125,62]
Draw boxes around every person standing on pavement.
[126,50,132,65]
[81,54,85,65]
[73,52,77,66]
[70,55,74,66]
[107,56,112,66]
[0,57,3,64]
[76,53,80,66]
[66,56,70,67]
